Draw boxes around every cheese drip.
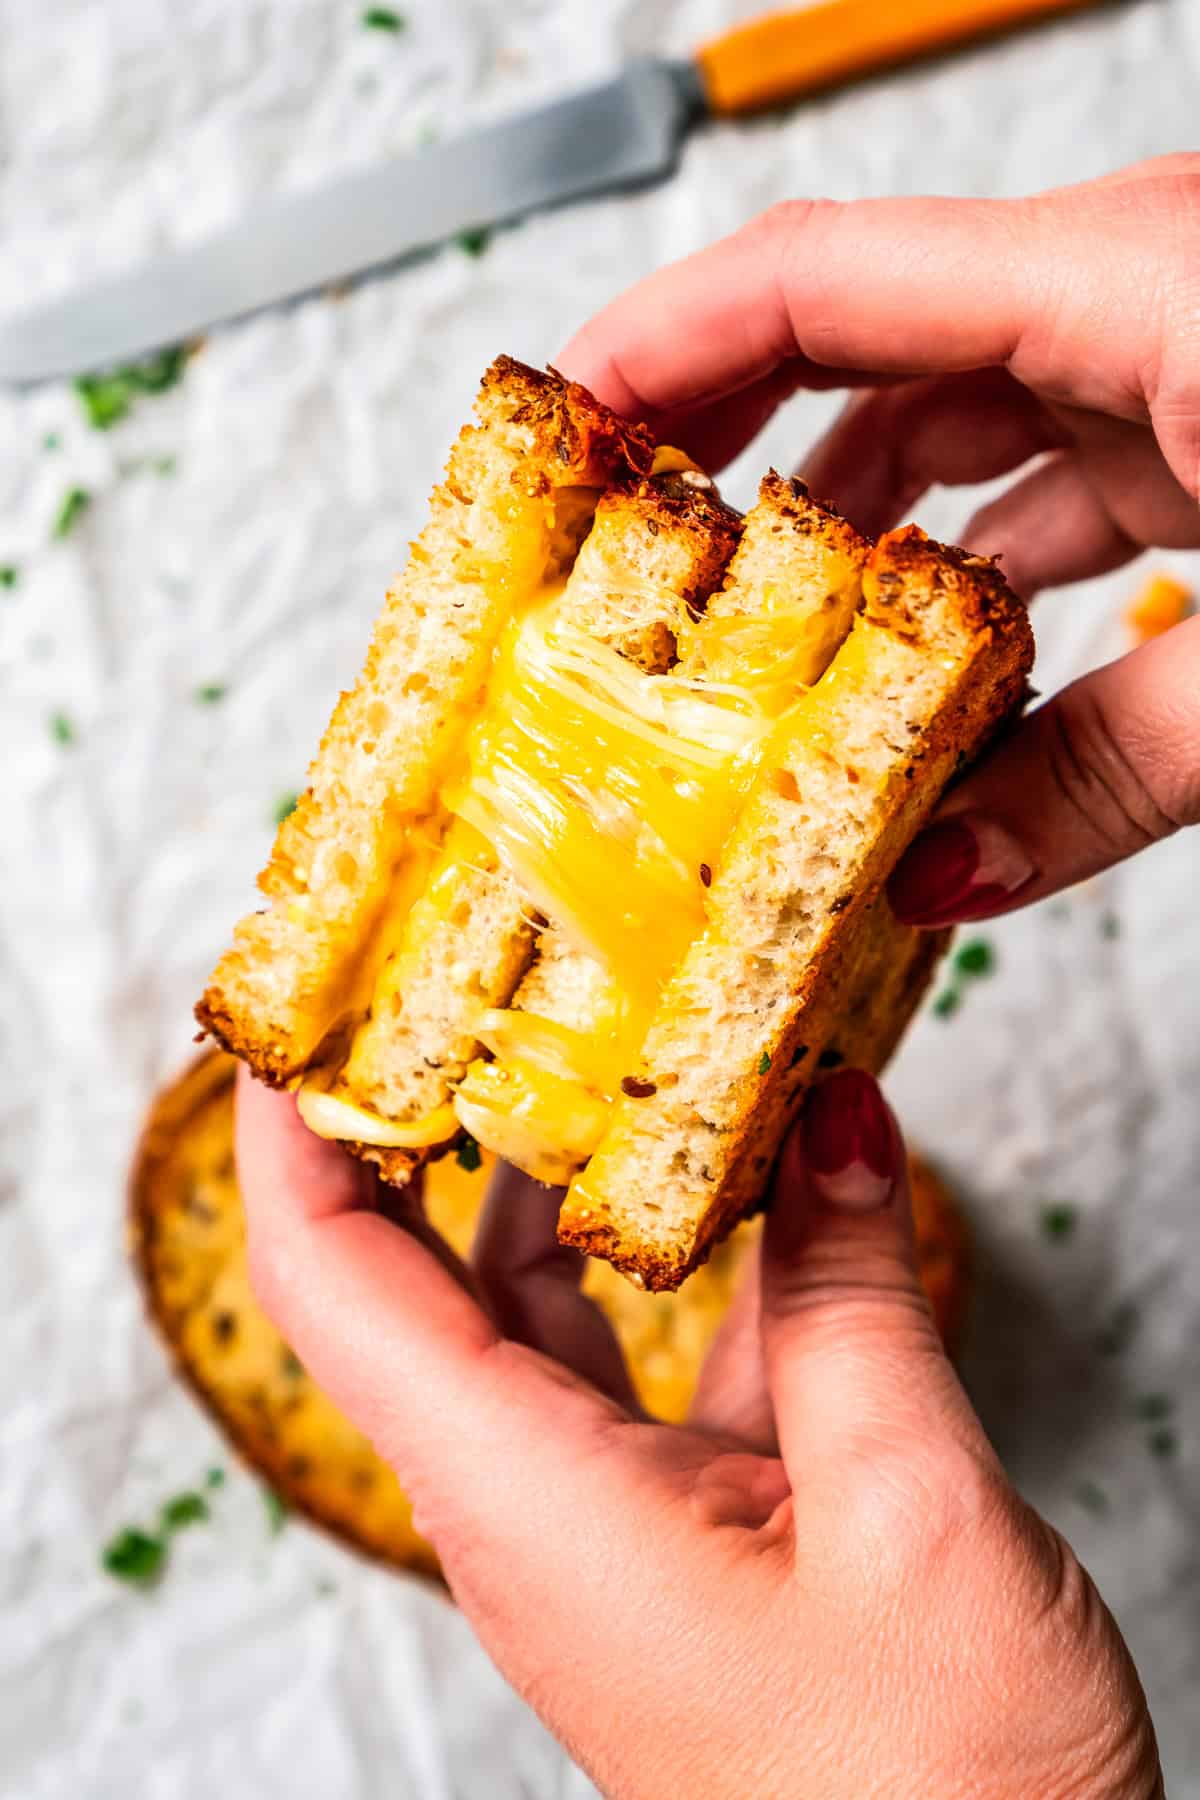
[439,592,853,1183]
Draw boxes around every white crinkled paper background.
[1,1,1198,1793]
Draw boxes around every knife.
[1,0,1104,383]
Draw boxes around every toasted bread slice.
[337,478,741,1183]
[197,360,652,1084]
[560,527,1032,1288]
[129,1052,969,1575]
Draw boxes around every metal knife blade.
[0,60,705,384]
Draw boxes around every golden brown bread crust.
[130,1052,971,1576]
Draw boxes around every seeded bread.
[559,527,1032,1288]
[198,360,652,1084]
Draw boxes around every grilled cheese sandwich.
[199,357,1033,1290]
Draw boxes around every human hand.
[558,156,1200,928]
[239,1066,1161,1798]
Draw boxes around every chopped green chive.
[363,5,405,28]
[953,938,995,978]
[50,711,76,746]
[125,346,187,393]
[758,1051,772,1075]
[75,372,132,430]
[160,1491,209,1532]
[1072,1480,1109,1517]
[53,487,91,539]
[456,1134,483,1172]
[0,564,18,588]
[1099,912,1121,941]
[456,227,492,258]
[204,1467,226,1490]
[153,454,178,476]
[1147,1426,1178,1460]
[195,683,227,705]
[1040,1202,1077,1242]
[1134,1393,1173,1423]
[103,1527,167,1587]
[74,349,187,431]
[281,1349,305,1379]
[263,1487,289,1535]
[932,986,961,1020]
[273,791,299,826]
[43,431,61,451]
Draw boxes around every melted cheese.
[446,605,809,1026]
[296,1077,458,1149]
[454,1057,611,1185]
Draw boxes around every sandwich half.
[199,356,1033,1290]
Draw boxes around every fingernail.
[887,813,1034,926]
[800,1068,896,1213]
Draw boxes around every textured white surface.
[1,1,1198,1794]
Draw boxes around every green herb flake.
[363,5,406,28]
[932,986,961,1020]
[456,1134,483,1172]
[153,454,178,477]
[281,1349,305,1379]
[1134,1393,1173,1423]
[53,487,91,539]
[195,682,227,705]
[456,227,492,258]
[75,372,132,430]
[1040,1202,1078,1243]
[125,346,187,394]
[0,564,18,589]
[1100,912,1121,941]
[1097,1299,1139,1358]
[50,711,76,746]
[273,791,300,826]
[204,1467,226,1490]
[43,431,61,451]
[954,938,995,978]
[1072,1480,1110,1517]
[102,1527,167,1587]
[160,1491,210,1533]
[263,1488,289,1535]
[758,1051,772,1075]
[1147,1426,1178,1460]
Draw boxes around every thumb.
[888,619,1200,926]
[761,1071,995,1487]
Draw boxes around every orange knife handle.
[696,0,1102,116]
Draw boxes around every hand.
[239,1066,1161,1798]
[557,156,1200,927]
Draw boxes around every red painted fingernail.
[800,1068,896,1213]
[887,814,1034,926]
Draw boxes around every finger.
[687,1241,776,1454]
[557,183,1192,474]
[960,452,1140,598]
[799,369,1063,539]
[234,1065,483,1305]
[471,1162,640,1410]
[760,1071,993,1486]
[888,615,1200,924]
[962,424,1200,599]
